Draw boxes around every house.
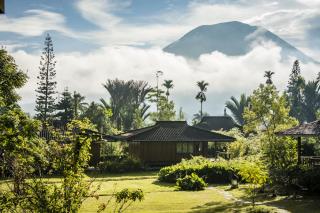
[117,121,235,166]
[194,116,240,131]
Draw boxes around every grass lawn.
[81,171,234,213]
[80,172,320,213]
[2,172,320,212]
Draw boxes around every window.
[177,143,182,153]
[177,143,194,154]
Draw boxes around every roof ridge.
[190,125,235,140]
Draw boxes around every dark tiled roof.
[117,121,235,142]
[277,120,320,137]
[194,116,240,131]
[39,128,117,141]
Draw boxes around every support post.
[297,136,302,165]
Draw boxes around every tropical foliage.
[238,162,268,207]
[162,80,174,100]
[243,83,298,171]
[0,48,27,107]
[195,80,209,119]
[264,70,274,85]
[176,173,207,191]
[101,79,152,130]
[225,94,250,126]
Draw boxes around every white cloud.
[71,0,320,57]
[0,9,76,37]
[76,0,126,29]
[13,43,320,120]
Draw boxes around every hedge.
[158,156,258,184]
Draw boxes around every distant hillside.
[164,21,317,63]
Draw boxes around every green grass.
[79,172,272,213]
[2,172,320,212]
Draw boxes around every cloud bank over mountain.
[1,0,320,119]
[13,42,319,120]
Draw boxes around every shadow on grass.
[264,195,320,213]
[190,200,250,213]
[152,180,176,189]
[86,171,158,180]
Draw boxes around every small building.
[194,116,240,132]
[277,120,320,165]
[117,121,235,166]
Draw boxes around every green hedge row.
[97,156,142,173]
[158,156,252,184]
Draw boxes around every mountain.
[164,21,317,63]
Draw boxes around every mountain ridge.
[164,21,317,63]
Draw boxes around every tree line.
[225,60,320,127]
[34,34,215,133]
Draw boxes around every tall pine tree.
[35,34,57,123]
[287,60,305,123]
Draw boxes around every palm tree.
[195,80,209,119]
[162,80,174,100]
[192,111,210,125]
[225,94,250,126]
[73,91,88,119]
[264,71,275,84]
[101,79,152,130]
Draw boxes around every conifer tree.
[55,88,74,126]
[287,60,305,123]
[35,34,57,123]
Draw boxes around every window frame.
[176,142,194,154]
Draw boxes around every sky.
[1,0,320,120]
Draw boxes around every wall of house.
[128,141,208,166]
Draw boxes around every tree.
[243,83,298,170]
[238,162,268,207]
[264,70,274,85]
[81,102,117,134]
[149,98,176,122]
[225,94,250,126]
[0,107,42,187]
[192,111,210,125]
[0,119,98,212]
[195,81,209,119]
[35,34,57,123]
[101,79,152,130]
[177,107,185,121]
[0,48,27,107]
[55,88,74,126]
[287,60,305,123]
[162,80,174,100]
[303,80,320,122]
[73,91,88,119]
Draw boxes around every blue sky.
[1,0,320,119]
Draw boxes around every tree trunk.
[200,101,203,119]
[297,137,302,165]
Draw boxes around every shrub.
[98,188,144,213]
[294,166,320,193]
[238,162,268,207]
[269,165,320,194]
[98,156,142,173]
[176,173,207,191]
[158,156,258,184]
